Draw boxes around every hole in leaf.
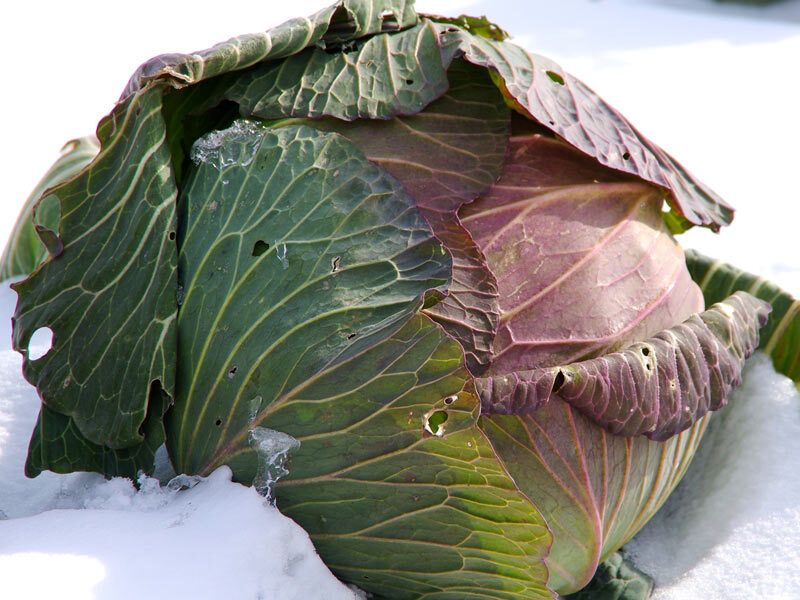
[444,394,457,405]
[228,366,238,378]
[168,231,176,241]
[405,78,414,85]
[545,70,565,85]
[425,410,448,436]
[622,152,631,161]
[331,256,341,273]
[553,370,566,392]
[641,347,650,356]
[215,419,222,427]
[548,120,555,126]
[252,240,269,257]
[380,9,399,31]
[28,327,53,361]
[321,5,358,49]
[346,332,358,340]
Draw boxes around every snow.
[1,1,799,598]
[0,466,365,600]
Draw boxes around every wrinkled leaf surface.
[686,249,800,387]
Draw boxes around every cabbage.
[4,1,798,598]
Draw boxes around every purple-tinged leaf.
[480,292,770,441]
[460,134,704,375]
[434,21,733,232]
[480,404,707,593]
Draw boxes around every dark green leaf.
[564,550,654,600]
[276,313,553,600]
[25,381,172,478]
[686,249,800,387]
[167,122,450,474]
[216,21,449,121]
[120,1,418,100]
[11,86,178,476]
[424,14,510,41]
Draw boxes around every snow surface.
[1,1,800,598]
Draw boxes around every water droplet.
[275,243,288,269]
[167,474,202,491]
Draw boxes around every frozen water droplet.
[167,474,202,491]
[249,427,301,505]
[190,119,264,170]
[275,243,288,269]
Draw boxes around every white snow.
[1,1,800,598]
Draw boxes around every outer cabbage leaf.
[120,0,418,99]
[193,12,729,235]
[686,249,800,388]
[219,21,448,121]
[563,551,654,600]
[168,122,451,473]
[11,86,179,475]
[25,382,172,478]
[478,292,770,440]
[168,121,554,599]
[433,22,733,232]
[0,136,99,279]
[480,404,706,594]
[304,59,509,374]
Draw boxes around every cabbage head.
[5,1,799,598]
